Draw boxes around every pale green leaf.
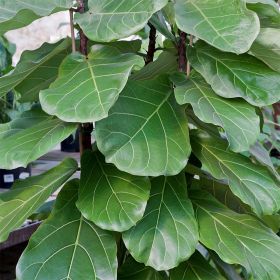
[123,174,198,270]
[0,158,78,242]
[170,251,224,280]
[0,39,71,99]
[75,0,168,42]
[77,151,151,232]
[246,0,280,27]
[40,45,142,123]
[173,71,260,152]
[191,191,280,280]
[191,133,280,216]
[250,28,280,73]
[174,0,259,54]
[118,256,167,280]
[188,41,280,106]
[17,179,117,280]
[0,109,76,169]
[96,76,191,176]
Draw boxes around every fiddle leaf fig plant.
[0,0,279,279]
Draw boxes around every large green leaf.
[250,28,280,73]
[191,191,280,280]
[118,256,167,280]
[17,179,117,280]
[40,45,141,123]
[77,151,151,232]
[173,71,260,152]
[246,0,280,27]
[170,251,224,280]
[174,0,259,54]
[75,0,168,42]
[0,109,76,169]
[188,41,280,106]
[96,76,191,176]
[123,174,198,270]
[0,158,77,242]
[0,39,71,99]
[191,133,280,216]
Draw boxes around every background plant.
[0,0,280,279]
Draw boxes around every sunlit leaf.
[96,76,191,176]
[75,0,168,42]
[40,45,142,123]
[175,0,259,54]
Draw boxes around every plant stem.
[178,31,187,72]
[145,23,156,65]
[69,10,76,53]
[186,35,193,77]
[77,0,92,153]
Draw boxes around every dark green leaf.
[75,0,168,42]
[40,45,141,123]
[77,151,151,232]
[118,256,166,280]
[17,179,117,280]
[188,41,280,106]
[175,0,259,54]
[96,76,191,176]
[170,251,224,280]
[132,50,178,81]
[0,158,78,242]
[123,174,198,270]
[191,133,280,216]
[173,71,260,152]
[191,191,280,280]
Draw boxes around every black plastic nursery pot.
[0,165,31,189]
[61,130,79,153]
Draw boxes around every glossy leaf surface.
[173,71,260,152]
[17,179,117,280]
[96,76,191,176]
[0,158,77,242]
[192,192,280,280]
[192,133,280,216]
[175,0,259,54]
[188,41,280,106]
[40,45,141,123]
[75,0,168,42]
[77,151,150,232]
[123,174,198,270]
